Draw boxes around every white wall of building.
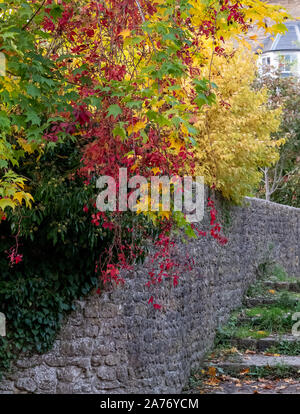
[258,50,300,77]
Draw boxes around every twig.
[134,0,156,52]
[22,0,47,30]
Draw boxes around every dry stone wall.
[0,196,300,394]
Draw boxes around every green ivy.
[0,140,156,379]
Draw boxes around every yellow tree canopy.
[191,46,283,203]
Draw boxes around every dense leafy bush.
[0,140,156,378]
[0,142,98,377]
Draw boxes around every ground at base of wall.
[184,269,300,395]
[185,375,300,394]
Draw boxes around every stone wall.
[1,196,300,394]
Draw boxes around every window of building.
[262,56,271,66]
[278,55,298,74]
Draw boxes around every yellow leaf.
[151,167,161,175]
[131,163,139,171]
[24,192,34,208]
[17,138,35,154]
[160,211,170,220]
[128,121,146,135]
[168,136,183,153]
[134,121,146,133]
[13,192,25,205]
[119,29,131,39]
[181,124,189,136]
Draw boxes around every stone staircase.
[185,271,300,394]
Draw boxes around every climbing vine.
[0,0,291,377]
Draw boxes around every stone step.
[264,281,300,293]
[237,315,268,324]
[237,312,291,325]
[207,354,300,374]
[243,296,300,308]
[243,297,280,307]
[229,335,299,351]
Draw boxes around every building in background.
[256,1,300,76]
[258,21,300,77]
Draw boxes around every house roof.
[260,21,300,54]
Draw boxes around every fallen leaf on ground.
[262,384,273,390]
[232,377,241,383]
[204,378,220,386]
[264,352,281,357]
[208,366,217,377]
[240,368,250,376]
[223,347,239,355]
[277,386,287,390]
[245,349,256,354]
[258,378,267,383]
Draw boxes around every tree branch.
[22,0,47,31]
[134,0,156,52]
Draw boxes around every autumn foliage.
[192,46,284,202]
[0,1,291,296]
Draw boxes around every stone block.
[97,366,116,381]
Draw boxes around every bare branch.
[134,0,156,52]
[22,0,47,31]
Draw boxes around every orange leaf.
[119,29,131,39]
[240,368,250,376]
[204,378,220,386]
[208,366,217,377]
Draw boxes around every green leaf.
[0,111,11,130]
[140,130,148,143]
[25,110,41,126]
[72,65,89,76]
[0,159,8,168]
[0,198,15,211]
[188,136,198,146]
[146,110,170,127]
[88,96,103,109]
[26,84,40,98]
[107,104,122,119]
[272,23,288,34]
[195,93,209,108]
[49,5,64,20]
[113,124,127,140]
[126,100,143,109]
